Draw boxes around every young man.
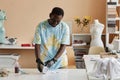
[33,7,70,72]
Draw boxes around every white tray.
[0,54,20,68]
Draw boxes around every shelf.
[72,33,106,36]
[108,31,120,34]
[72,43,87,46]
[0,44,34,49]
[108,5,116,8]
[108,4,120,7]
[108,17,120,21]
[73,45,90,49]
[72,33,91,36]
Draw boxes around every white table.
[84,54,120,80]
[0,69,88,80]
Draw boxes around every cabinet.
[106,1,120,51]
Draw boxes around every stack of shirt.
[107,3,117,33]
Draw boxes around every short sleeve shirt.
[33,20,70,69]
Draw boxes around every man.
[33,7,70,72]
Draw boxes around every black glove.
[45,58,57,68]
[37,63,42,72]
[36,58,44,65]
[36,58,44,72]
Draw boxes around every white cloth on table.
[89,57,120,80]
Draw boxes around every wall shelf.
[0,44,34,49]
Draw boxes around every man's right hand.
[37,63,44,72]
[36,58,44,72]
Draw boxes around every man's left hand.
[45,58,57,68]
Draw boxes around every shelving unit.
[72,33,106,68]
[106,1,120,50]
[72,33,90,68]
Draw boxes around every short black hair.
[51,7,64,16]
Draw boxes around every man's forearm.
[35,44,41,59]
[54,44,66,59]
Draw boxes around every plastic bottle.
[14,61,20,73]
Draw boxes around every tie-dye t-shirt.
[33,20,70,69]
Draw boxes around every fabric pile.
[89,57,120,80]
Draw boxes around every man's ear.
[49,13,52,18]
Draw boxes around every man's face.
[49,14,63,27]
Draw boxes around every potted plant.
[74,16,92,32]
